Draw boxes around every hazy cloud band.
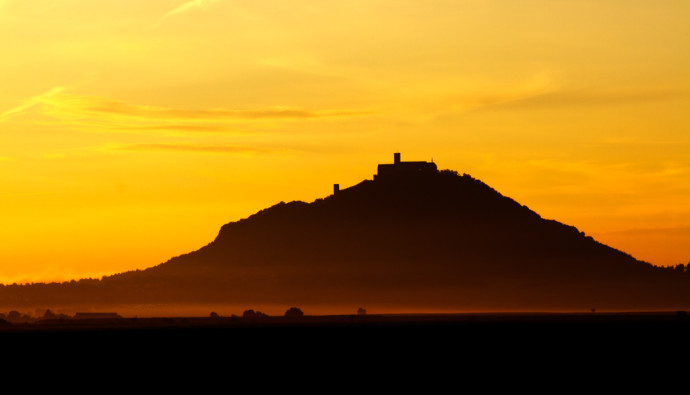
[120,143,272,154]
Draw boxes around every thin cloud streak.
[607,226,690,237]
[120,143,273,154]
[122,124,240,133]
[0,87,66,122]
[152,0,222,28]
[46,94,367,121]
[485,88,689,111]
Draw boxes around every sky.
[0,0,689,284]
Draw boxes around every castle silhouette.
[375,153,437,180]
[334,153,437,194]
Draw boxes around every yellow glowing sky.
[1,0,689,283]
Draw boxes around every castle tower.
[376,152,437,179]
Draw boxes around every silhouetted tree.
[357,307,367,315]
[209,312,219,318]
[6,310,21,322]
[43,309,57,319]
[243,309,268,318]
[284,307,304,318]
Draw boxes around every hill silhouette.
[2,154,690,312]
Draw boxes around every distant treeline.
[0,306,305,324]
[659,263,690,273]
[0,308,71,324]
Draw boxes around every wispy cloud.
[484,88,689,111]
[435,71,688,115]
[122,124,239,133]
[607,226,690,237]
[120,143,272,154]
[152,0,222,28]
[45,94,364,121]
[0,86,66,122]
[2,89,367,135]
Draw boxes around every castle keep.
[374,153,437,180]
[334,153,437,194]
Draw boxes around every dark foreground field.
[3,311,690,334]
[4,312,688,379]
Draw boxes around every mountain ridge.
[1,157,688,313]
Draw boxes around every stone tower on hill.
[374,153,437,180]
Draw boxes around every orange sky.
[1,0,689,283]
